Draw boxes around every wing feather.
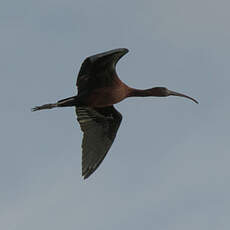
[75,106,122,179]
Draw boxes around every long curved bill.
[168,90,199,104]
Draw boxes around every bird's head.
[150,87,199,104]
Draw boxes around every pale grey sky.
[1,0,230,229]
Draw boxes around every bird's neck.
[128,88,158,97]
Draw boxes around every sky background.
[1,0,230,229]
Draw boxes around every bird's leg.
[31,103,57,111]
[57,96,78,107]
[32,96,78,112]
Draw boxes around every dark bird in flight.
[32,48,198,179]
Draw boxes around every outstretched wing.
[76,56,115,95]
[76,49,129,95]
[75,106,122,179]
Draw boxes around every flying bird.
[32,48,198,179]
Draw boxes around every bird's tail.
[31,103,58,112]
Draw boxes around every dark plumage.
[32,48,198,179]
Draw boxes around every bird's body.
[32,48,198,179]
[84,81,129,107]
